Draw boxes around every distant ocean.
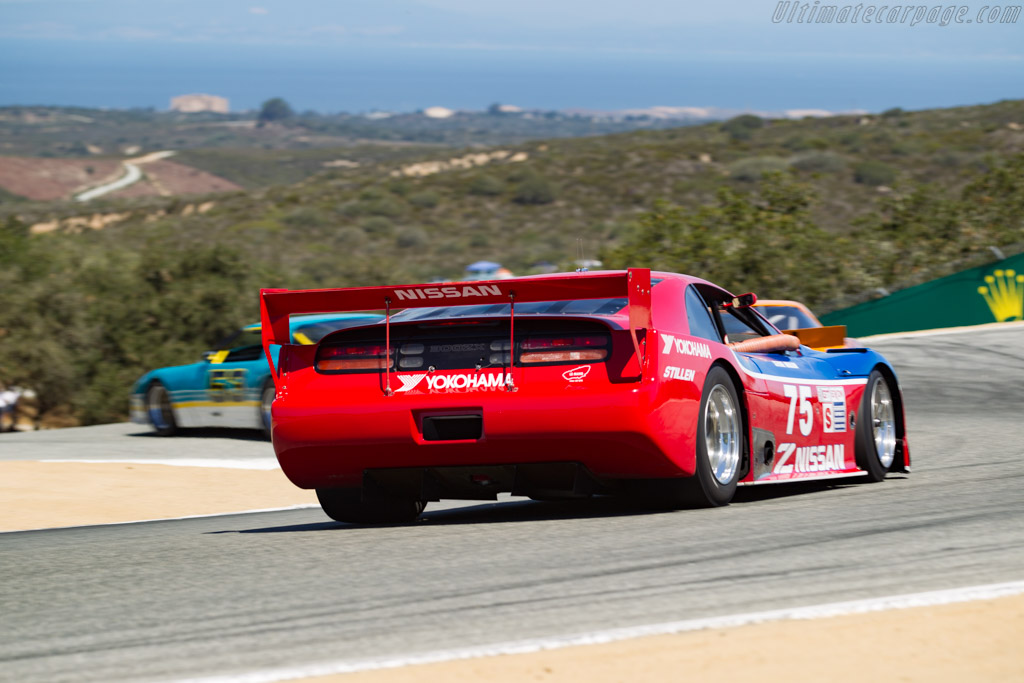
[0,40,1019,114]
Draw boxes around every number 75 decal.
[783,384,813,436]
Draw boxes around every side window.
[685,286,722,342]
[223,329,264,362]
[224,345,263,362]
[720,310,764,343]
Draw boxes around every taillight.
[317,344,394,372]
[520,335,605,350]
[520,349,607,364]
[518,334,609,364]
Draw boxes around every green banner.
[820,252,1024,337]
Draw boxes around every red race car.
[260,269,909,523]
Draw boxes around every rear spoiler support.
[506,293,517,392]
[384,298,393,396]
[628,269,651,372]
[260,269,653,388]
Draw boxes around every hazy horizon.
[1,0,1021,114]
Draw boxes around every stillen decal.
[662,366,695,382]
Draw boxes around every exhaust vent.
[421,415,482,441]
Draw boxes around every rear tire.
[638,366,743,509]
[682,366,743,506]
[316,488,426,524]
[856,370,897,482]
[146,381,177,436]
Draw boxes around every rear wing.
[260,269,653,382]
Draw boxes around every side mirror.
[202,351,215,362]
[724,293,758,309]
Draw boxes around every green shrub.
[388,180,412,196]
[468,173,504,196]
[282,206,330,228]
[395,226,429,248]
[853,160,897,186]
[363,197,404,217]
[361,216,393,235]
[408,190,440,209]
[334,226,367,247]
[789,151,847,173]
[335,201,365,217]
[512,171,556,205]
[786,136,831,151]
[721,115,764,141]
[728,156,790,181]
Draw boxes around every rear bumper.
[272,386,692,489]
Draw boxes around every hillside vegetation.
[1,99,1023,426]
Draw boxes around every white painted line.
[860,319,1024,342]
[0,504,320,534]
[175,579,1024,683]
[40,458,281,470]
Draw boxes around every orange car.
[753,300,858,350]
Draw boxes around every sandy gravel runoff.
[329,594,1024,683]
[2,459,1021,682]
[0,461,316,532]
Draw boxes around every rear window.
[388,279,662,322]
[293,318,378,343]
[390,298,629,321]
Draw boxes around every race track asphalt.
[1,326,1022,683]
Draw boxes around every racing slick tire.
[146,381,178,436]
[636,366,743,509]
[855,369,898,483]
[259,381,275,440]
[316,488,426,525]
[681,366,743,507]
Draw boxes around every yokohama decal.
[660,334,712,359]
[394,372,510,393]
[396,374,428,393]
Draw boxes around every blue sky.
[0,0,1021,112]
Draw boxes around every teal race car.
[130,313,380,437]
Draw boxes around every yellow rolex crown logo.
[977,269,1024,322]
